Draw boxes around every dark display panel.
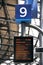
[14,36,33,63]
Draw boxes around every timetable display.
[14,36,33,63]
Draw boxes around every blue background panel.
[25,0,37,18]
[15,5,31,24]
[25,0,33,4]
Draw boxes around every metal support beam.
[1,0,11,60]
[21,23,25,36]
[0,17,10,20]
[21,23,43,35]
[39,0,43,65]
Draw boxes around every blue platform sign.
[15,5,31,24]
[25,0,37,18]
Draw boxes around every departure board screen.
[14,36,33,63]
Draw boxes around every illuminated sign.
[15,5,31,24]
[25,0,37,18]
[14,36,33,63]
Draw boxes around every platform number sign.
[20,7,27,17]
[15,5,31,24]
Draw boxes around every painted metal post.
[21,23,25,36]
[40,0,43,65]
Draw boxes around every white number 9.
[20,7,27,17]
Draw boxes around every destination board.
[14,36,33,63]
